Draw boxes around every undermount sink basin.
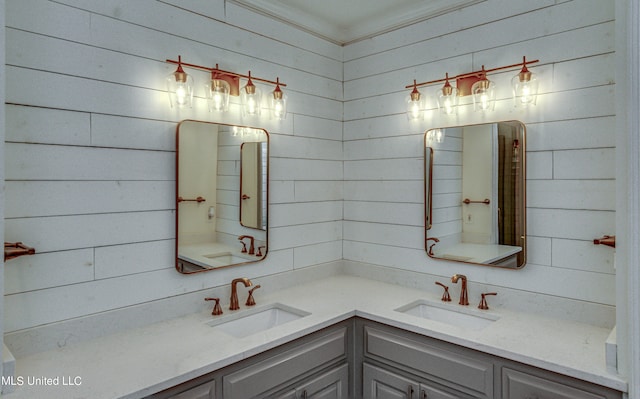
[396,299,499,331]
[207,303,310,338]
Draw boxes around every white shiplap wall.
[4,0,343,332]
[4,0,617,334]
[343,0,617,307]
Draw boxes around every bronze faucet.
[426,237,439,256]
[230,277,253,310]
[204,297,223,315]
[451,274,469,305]
[478,292,497,310]
[246,285,261,306]
[238,235,255,255]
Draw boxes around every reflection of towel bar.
[177,196,206,203]
[463,198,490,205]
[5,242,36,262]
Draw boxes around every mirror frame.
[424,120,526,269]
[175,120,269,274]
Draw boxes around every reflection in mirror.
[240,142,267,230]
[176,121,268,273]
[425,121,526,268]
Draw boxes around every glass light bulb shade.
[436,87,458,115]
[241,84,262,116]
[472,79,496,112]
[426,128,445,143]
[406,95,423,120]
[205,79,230,112]
[511,72,538,107]
[166,72,194,109]
[271,91,287,120]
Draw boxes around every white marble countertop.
[5,275,627,398]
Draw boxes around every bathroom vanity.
[3,274,625,399]
[150,317,621,399]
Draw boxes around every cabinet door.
[502,368,616,399]
[223,327,346,399]
[363,363,419,399]
[420,382,471,399]
[167,380,215,399]
[296,363,349,399]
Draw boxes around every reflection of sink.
[207,303,310,338]
[441,254,474,261]
[396,299,499,331]
[204,252,252,264]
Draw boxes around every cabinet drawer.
[167,380,215,399]
[364,326,493,398]
[223,327,347,398]
[502,368,620,399]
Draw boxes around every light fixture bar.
[405,58,539,91]
[166,58,287,92]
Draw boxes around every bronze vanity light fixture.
[405,57,539,119]
[166,56,288,119]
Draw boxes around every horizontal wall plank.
[269,221,342,250]
[5,181,174,218]
[344,201,423,227]
[5,211,174,253]
[527,180,615,211]
[344,180,422,203]
[5,104,90,145]
[271,135,343,160]
[344,158,422,181]
[90,114,176,151]
[553,148,615,179]
[271,201,343,227]
[526,117,616,152]
[527,208,614,241]
[293,240,343,269]
[344,135,422,160]
[343,221,422,249]
[94,240,175,279]
[551,238,615,274]
[4,249,95,295]
[271,158,343,180]
[292,114,343,141]
[6,143,173,181]
[293,181,343,202]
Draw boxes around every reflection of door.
[240,142,260,228]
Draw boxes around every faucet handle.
[478,292,497,310]
[245,285,261,306]
[435,282,451,302]
[205,297,223,315]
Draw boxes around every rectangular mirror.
[425,121,526,269]
[176,121,268,273]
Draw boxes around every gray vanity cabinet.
[356,319,622,399]
[272,363,349,399]
[150,320,352,399]
[363,363,470,399]
[360,321,493,398]
[501,366,620,399]
[222,326,348,398]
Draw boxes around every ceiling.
[229,0,484,45]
